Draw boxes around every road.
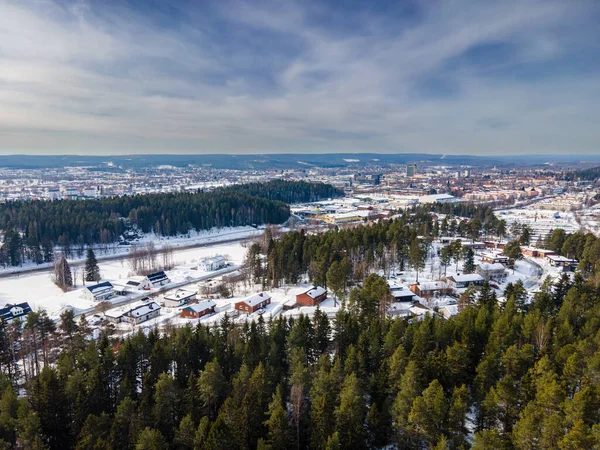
[0,233,259,280]
[71,265,241,320]
[520,258,544,289]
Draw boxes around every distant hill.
[2,153,599,170]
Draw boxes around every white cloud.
[0,0,598,154]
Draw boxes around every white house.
[105,299,161,324]
[123,301,161,325]
[145,271,170,287]
[113,277,153,294]
[476,263,507,281]
[163,289,197,307]
[198,256,227,272]
[0,302,32,324]
[81,281,115,302]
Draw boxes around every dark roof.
[86,281,114,293]
[0,302,32,323]
[147,271,169,282]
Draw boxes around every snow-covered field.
[0,241,249,318]
[0,225,264,276]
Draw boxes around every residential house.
[480,252,509,265]
[163,289,197,307]
[104,298,161,324]
[546,255,578,271]
[445,274,485,289]
[123,301,161,325]
[410,281,452,299]
[477,263,507,281]
[296,286,327,307]
[81,281,115,302]
[181,300,216,319]
[0,302,32,324]
[235,292,271,314]
[145,271,170,287]
[439,304,459,319]
[521,247,555,258]
[198,256,227,272]
[113,276,152,294]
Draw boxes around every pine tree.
[334,372,365,448]
[462,248,475,274]
[264,385,292,450]
[135,428,167,450]
[408,238,425,283]
[85,248,101,282]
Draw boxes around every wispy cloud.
[0,0,598,154]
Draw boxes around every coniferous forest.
[1,205,600,449]
[0,180,343,267]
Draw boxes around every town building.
[235,292,271,314]
[296,286,327,307]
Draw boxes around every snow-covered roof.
[200,256,226,264]
[392,290,415,299]
[164,289,196,301]
[301,286,327,299]
[183,300,216,312]
[478,263,506,271]
[546,255,577,263]
[128,301,161,317]
[416,281,449,291]
[440,304,459,318]
[241,292,271,306]
[448,274,484,283]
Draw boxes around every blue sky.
[0,0,599,155]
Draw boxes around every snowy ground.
[0,241,249,319]
[496,208,580,241]
[0,225,264,276]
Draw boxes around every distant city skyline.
[0,0,599,155]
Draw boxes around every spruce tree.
[85,248,100,282]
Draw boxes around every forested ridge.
[563,166,600,182]
[0,180,342,267]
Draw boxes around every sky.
[0,0,599,156]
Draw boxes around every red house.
[235,292,271,314]
[181,300,216,319]
[296,286,327,307]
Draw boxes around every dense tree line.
[563,166,600,182]
[218,180,343,204]
[263,205,506,290]
[0,181,340,267]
